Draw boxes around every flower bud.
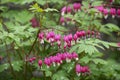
[38,60,42,67]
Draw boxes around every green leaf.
[92,52,103,58]
[109,42,118,47]
[0,63,9,72]
[101,23,120,33]
[52,71,69,80]
[82,1,89,9]
[80,56,91,64]
[45,70,52,77]
[29,3,44,13]
[91,1,103,6]
[62,62,75,73]
[12,61,23,71]
[69,44,79,53]
[14,10,33,24]
[92,58,107,65]
[44,8,59,12]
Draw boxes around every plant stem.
[5,42,17,80]
[23,29,40,80]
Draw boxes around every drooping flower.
[68,34,73,42]
[110,8,116,18]
[38,32,44,44]
[81,66,89,73]
[95,6,104,12]
[72,52,78,60]
[49,31,55,38]
[64,35,69,43]
[61,6,67,15]
[75,64,90,76]
[75,64,82,76]
[81,31,86,37]
[73,3,81,12]
[46,31,55,45]
[76,31,82,38]
[60,17,65,25]
[29,57,36,63]
[55,34,61,47]
[44,58,51,68]
[67,6,72,13]
[38,60,42,67]
[103,9,108,19]
[117,9,120,16]
[73,34,78,43]
[55,34,61,41]
[30,18,39,28]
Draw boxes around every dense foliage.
[0,0,120,80]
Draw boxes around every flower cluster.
[37,52,78,68]
[76,64,90,76]
[95,6,120,18]
[44,52,78,68]
[30,18,39,28]
[38,30,100,49]
[60,3,81,25]
[61,3,81,16]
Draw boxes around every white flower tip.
[77,73,81,76]
[75,58,79,61]
[104,15,108,19]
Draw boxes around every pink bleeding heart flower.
[76,31,82,38]
[61,6,67,15]
[72,52,78,60]
[81,31,86,37]
[73,34,78,43]
[55,34,61,41]
[68,34,73,42]
[38,32,44,39]
[64,35,69,43]
[44,58,51,68]
[67,6,72,13]
[117,9,120,16]
[29,58,33,63]
[32,57,36,61]
[95,6,104,12]
[38,32,44,44]
[67,53,72,60]
[49,31,55,38]
[38,60,42,67]
[110,8,116,18]
[55,34,61,47]
[61,53,66,60]
[73,3,81,11]
[29,57,36,63]
[81,66,89,73]
[75,64,82,76]
[103,9,108,19]
[60,17,65,25]
[30,18,39,28]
